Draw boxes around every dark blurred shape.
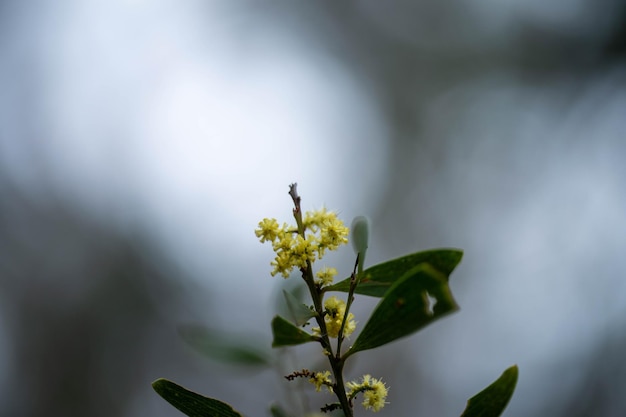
[603,4,626,60]
[177,324,272,367]
[0,178,192,417]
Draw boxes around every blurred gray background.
[1,1,625,416]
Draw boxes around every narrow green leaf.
[178,325,271,367]
[461,365,519,417]
[283,290,316,326]
[152,378,243,417]
[346,263,458,356]
[271,315,317,347]
[326,248,463,297]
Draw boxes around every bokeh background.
[1,1,625,416]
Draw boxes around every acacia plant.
[153,183,518,417]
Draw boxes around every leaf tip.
[151,378,166,391]
[460,364,519,417]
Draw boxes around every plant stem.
[336,255,360,357]
[305,266,353,417]
[290,183,353,417]
[329,356,352,417]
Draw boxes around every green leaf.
[269,404,294,417]
[271,315,317,347]
[152,378,243,417]
[461,365,519,417]
[326,248,463,297]
[346,263,458,356]
[273,280,308,322]
[178,325,271,367]
[283,290,316,326]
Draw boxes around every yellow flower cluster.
[315,266,337,286]
[313,296,356,339]
[346,375,389,412]
[255,209,349,278]
[309,370,333,393]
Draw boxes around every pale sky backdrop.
[1,1,625,417]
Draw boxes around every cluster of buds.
[255,208,349,278]
[287,370,389,413]
[346,375,389,412]
[313,296,356,339]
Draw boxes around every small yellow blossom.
[363,380,388,412]
[321,296,356,338]
[255,218,280,243]
[342,313,357,336]
[309,370,333,393]
[290,234,317,268]
[303,207,330,231]
[271,227,293,252]
[270,251,292,278]
[316,267,338,286]
[317,213,349,257]
[347,375,389,412]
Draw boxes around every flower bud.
[351,216,370,270]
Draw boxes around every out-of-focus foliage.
[0,182,196,416]
[2,0,626,416]
[153,379,243,417]
[461,366,519,417]
[156,222,517,416]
